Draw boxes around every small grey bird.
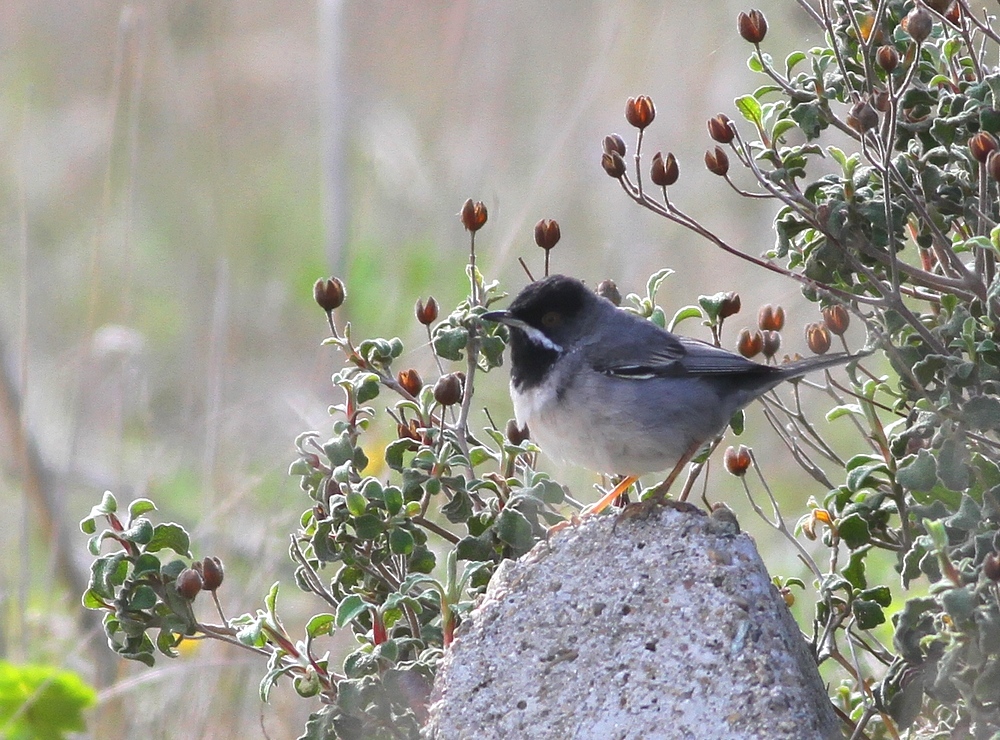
[483,274,859,512]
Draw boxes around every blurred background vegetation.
[1,1,871,736]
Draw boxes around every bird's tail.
[778,349,871,380]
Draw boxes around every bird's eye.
[541,311,562,328]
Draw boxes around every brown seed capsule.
[847,99,879,133]
[625,96,656,130]
[201,557,224,591]
[822,304,851,336]
[923,0,951,13]
[872,90,891,113]
[902,5,933,43]
[805,322,832,355]
[176,568,203,600]
[433,373,463,406]
[397,368,423,397]
[970,131,999,164]
[650,151,679,187]
[601,150,627,179]
[988,151,1000,182]
[705,146,730,176]
[758,304,785,331]
[985,552,1000,582]
[603,133,626,157]
[505,419,530,446]
[944,2,960,25]
[460,198,488,232]
[737,328,763,358]
[738,9,768,44]
[596,279,622,306]
[534,219,561,251]
[781,587,795,607]
[708,114,735,144]
[761,329,781,359]
[415,297,439,326]
[719,292,741,320]
[876,45,899,73]
[313,277,346,312]
[724,445,752,476]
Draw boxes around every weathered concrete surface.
[424,507,841,740]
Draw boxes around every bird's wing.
[587,315,772,379]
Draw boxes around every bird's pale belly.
[511,376,729,477]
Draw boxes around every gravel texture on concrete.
[423,506,841,739]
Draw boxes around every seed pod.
[805,322,832,355]
[650,151,679,187]
[460,198,488,232]
[737,328,763,358]
[822,304,850,336]
[985,552,1000,581]
[201,557,225,591]
[876,45,899,73]
[719,292,741,320]
[596,279,622,306]
[847,99,879,133]
[313,277,346,312]
[970,131,999,164]
[625,96,656,130]
[724,445,752,476]
[761,329,781,359]
[758,304,785,331]
[603,133,626,157]
[506,419,530,446]
[415,297,439,326]
[601,151,627,179]
[704,146,730,176]
[176,568,203,600]
[397,368,423,397]
[902,5,933,43]
[707,114,735,144]
[534,219,561,251]
[738,9,768,44]
[433,373,463,406]
[988,151,1000,182]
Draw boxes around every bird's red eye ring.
[541,311,561,327]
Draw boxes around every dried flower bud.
[704,146,730,176]
[761,329,781,359]
[847,99,879,133]
[876,45,899,73]
[433,373,463,406]
[313,277,346,312]
[176,567,203,600]
[596,279,622,306]
[397,368,423,397]
[805,322,832,355]
[601,151,627,179]
[625,96,656,130]
[506,419,530,446]
[724,445,752,476]
[944,2,960,25]
[985,552,1000,582]
[460,198,488,232]
[707,114,735,144]
[650,151,679,187]
[201,556,224,591]
[737,328,763,358]
[534,219,561,251]
[988,151,1000,182]
[415,297,439,326]
[719,292,741,320]
[970,131,999,164]
[780,587,795,607]
[603,133,626,157]
[738,9,768,44]
[923,0,952,13]
[902,5,933,43]
[822,304,850,336]
[872,90,891,113]
[757,304,785,331]
[397,421,420,442]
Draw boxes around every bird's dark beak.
[481,310,511,324]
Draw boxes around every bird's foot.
[614,496,705,530]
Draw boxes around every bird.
[482,274,862,517]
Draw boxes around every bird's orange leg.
[546,475,638,537]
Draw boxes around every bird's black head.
[484,275,600,389]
